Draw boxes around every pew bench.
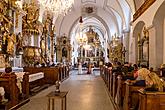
[138,89,165,110]
[0,74,19,109]
[22,72,45,95]
[123,81,145,110]
[23,67,59,84]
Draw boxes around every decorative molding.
[133,0,156,22]
[81,0,96,3]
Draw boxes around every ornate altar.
[40,11,55,62]
[109,35,123,63]
[22,2,40,35]
[77,26,104,66]
[137,27,149,66]
[0,0,19,67]
[56,35,71,63]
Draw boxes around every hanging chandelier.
[38,0,74,15]
[76,16,88,45]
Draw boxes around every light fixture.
[38,0,74,16]
[76,16,87,45]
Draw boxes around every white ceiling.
[54,0,135,41]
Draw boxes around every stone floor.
[18,70,115,110]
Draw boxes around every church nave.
[18,70,115,110]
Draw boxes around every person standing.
[78,61,82,74]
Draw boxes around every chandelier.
[38,0,74,15]
[76,16,88,45]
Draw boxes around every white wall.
[130,0,165,69]
[132,0,164,28]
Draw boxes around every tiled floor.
[18,70,115,110]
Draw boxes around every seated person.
[51,63,55,67]
[107,62,113,71]
[34,62,41,67]
[132,64,165,91]
[112,62,122,73]
[41,63,46,67]
[122,62,129,75]
[133,64,150,87]
[1,67,13,76]
[147,71,165,91]
[133,64,138,79]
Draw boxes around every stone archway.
[132,21,145,64]
[152,1,165,68]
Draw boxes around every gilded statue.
[23,3,39,29]
[7,34,16,55]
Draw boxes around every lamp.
[76,16,87,45]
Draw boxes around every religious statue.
[16,33,23,54]
[7,34,16,55]
[62,47,67,57]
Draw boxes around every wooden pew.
[101,66,106,82]
[109,70,113,94]
[55,65,70,82]
[115,75,122,108]
[112,73,117,99]
[123,81,145,110]
[22,71,45,95]
[138,90,165,110]
[23,67,59,84]
[0,74,19,109]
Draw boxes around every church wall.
[132,0,164,28]
[155,22,163,69]
[130,0,164,69]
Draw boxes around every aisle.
[18,70,115,110]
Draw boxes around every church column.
[149,26,156,69]
[123,31,130,63]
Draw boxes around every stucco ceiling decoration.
[81,4,97,16]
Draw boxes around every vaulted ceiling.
[55,0,136,41]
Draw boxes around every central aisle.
[18,70,115,110]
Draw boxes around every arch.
[152,1,165,67]
[132,21,145,64]
[68,14,111,40]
